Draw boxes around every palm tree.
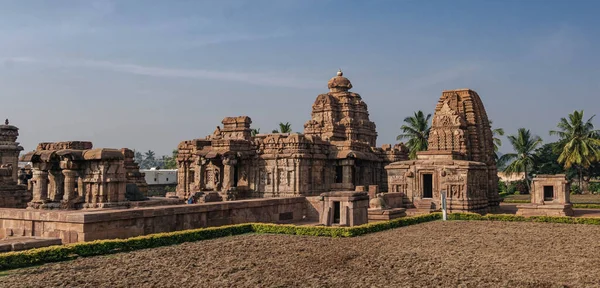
[549,110,600,190]
[498,128,543,190]
[489,119,505,160]
[396,111,431,159]
[251,128,260,137]
[272,122,292,133]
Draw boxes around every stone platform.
[516,204,574,217]
[0,237,61,253]
[368,208,406,221]
[0,197,306,244]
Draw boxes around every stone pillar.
[222,157,236,191]
[32,169,49,202]
[48,170,64,202]
[196,158,207,191]
[62,169,78,201]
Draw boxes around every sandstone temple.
[0,69,507,248]
[386,89,500,212]
[175,70,408,200]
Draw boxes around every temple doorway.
[423,174,433,198]
[544,186,554,201]
[333,201,341,224]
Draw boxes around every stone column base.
[516,203,574,217]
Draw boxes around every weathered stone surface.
[0,197,306,243]
[319,191,369,226]
[0,120,30,208]
[20,142,148,210]
[517,174,574,216]
[386,89,500,213]
[176,71,408,200]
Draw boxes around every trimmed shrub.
[0,224,253,270]
[573,204,600,209]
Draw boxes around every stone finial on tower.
[4,119,8,125]
[337,69,343,76]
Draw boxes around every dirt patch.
[3,221,600,287]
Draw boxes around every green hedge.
[4,211,600,271]
[0,214,442,271]
[573,204,600,209]
[502,199,530,203]
[0,224,253,270]
[448,212,600,225]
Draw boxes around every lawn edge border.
[2,212,600,271]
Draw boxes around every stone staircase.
[406,199,436,216]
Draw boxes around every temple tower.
[304,70,378,146]
[0,119,24,182]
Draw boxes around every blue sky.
[1,0,599,156]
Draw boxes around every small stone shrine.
[319,191,369,226]
[516,174,574,216]
[386,89,500,213]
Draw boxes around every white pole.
[441,190,447,221]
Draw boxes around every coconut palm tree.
[549,110,600,190]
[489,119,505,160]
[396,111,431,159]
[272,122,292,133]
[498,128,543,190]
[251,128,260,137]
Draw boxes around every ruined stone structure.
[0,120,30,208]
[517,174,574,216]
[121,148,149,196]
[319,191,369,226]
[176,71,408,200]
[386,89,500,213]
[21,141,148,209]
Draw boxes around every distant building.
[498,172,526,183]
[142,168,177,185]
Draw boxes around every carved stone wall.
[386,89,500,213]
[21,142,147,209]
[0,120,30,208]
[175,70,408,200]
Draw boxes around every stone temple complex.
[0,69,508,247]
[20,142,149,209]
[386,89,500,212]
[176,70,408,200]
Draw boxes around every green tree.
[489,119,505,160]
[273,122,292,133]
[498,128,543,190]
[142,150,157,169]
[396,111,431,159]
[251,128,260,137]
[163,149,178,169]
[134,151,144,165]
[549,110,600,190]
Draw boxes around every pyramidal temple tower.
[303,69,378,146]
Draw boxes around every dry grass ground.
[3,221,600,287]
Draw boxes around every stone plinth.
[368,208,407,221]
[0,197,306,243]
[516,203,574,217]
[517,174,574,217]
[319,191,369,227]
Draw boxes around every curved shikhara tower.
[428,89,496,166]
[386,89,499,213]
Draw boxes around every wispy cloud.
[2,57,321,89]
